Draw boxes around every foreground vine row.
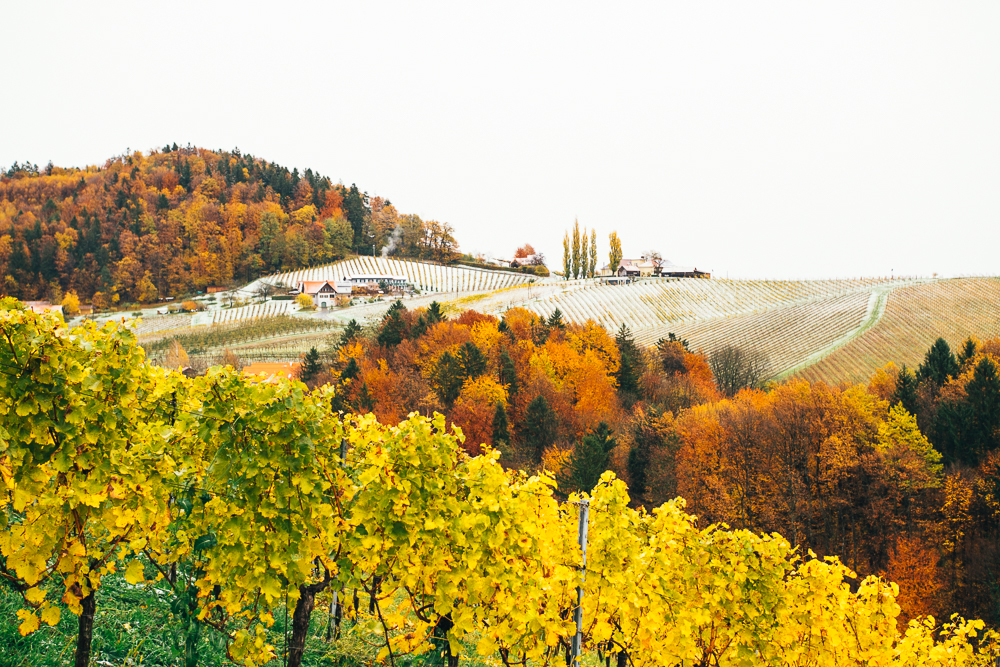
[0,301,995,667]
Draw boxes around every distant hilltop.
[0,146,463,306]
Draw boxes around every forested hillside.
[0,147,459,304]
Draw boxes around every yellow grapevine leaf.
[124,559,145,585]
[40,605,61,626]
[17,609,40,636]
[24,587,45,605]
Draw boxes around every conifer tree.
[344,183,368,250]
[961,357,1000,463]
[615,323,640,396]
[299,347,324,384]
[431,351,464,407]
[957,337,978,367]
[917,337,959,386]
[457,341,488,380]
[521,395,558,463]
[425,301,446,324]
[337,319,363,349]
[341,357,360,382]
[376,300,408,347]
[499,349,518,396]
[557,422,616,495]
[892,364,919,416]
[492,401,511,447]
[547,308,565,330]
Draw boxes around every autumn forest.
[0,146,458,305]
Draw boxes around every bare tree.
[708,345,772,397]
[255,281,278,302]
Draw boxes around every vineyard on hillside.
[144,314,339,360]
[253,256,540,295]
[516,276,910,337]
[663,291,875,377]
[797,277,1000,384]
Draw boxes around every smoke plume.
[380,224,404,259]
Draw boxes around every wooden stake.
[571,499,590,664]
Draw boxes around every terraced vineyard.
[212,299,295,324]
[144,314,339,361]
[134,270,999,383]
[250,256,539,295]
[797,278,1000,384]
[518,277,909,337]
[663,291,876,377]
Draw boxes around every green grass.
[0,572,526,667]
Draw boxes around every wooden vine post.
[571,498,590,665]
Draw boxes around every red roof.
[298,281,336,294]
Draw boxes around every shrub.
[61,292,80,316]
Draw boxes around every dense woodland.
[0,147,460,305]
[313,301,1000,627]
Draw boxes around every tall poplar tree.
[571,219,581,279]
[609,231,623,275]
[589,229,597,278]
[562,232,571,280]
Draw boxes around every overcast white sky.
[3,1,998,279]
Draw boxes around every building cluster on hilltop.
[598,258,710,280]
[295,274,410,307]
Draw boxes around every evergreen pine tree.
[425,301,446,324]
[917,337,959,386]
[179,159,192,190]
[299,347,324,384]
[521,395,558,463]
[341,357,360,382]
[964,356,1000,462]
[615,323,641,396]
[376,300,408,347]
[557,422,616,495]
[431,351,464,407]
[457,341,488,379]
[957,337,978,367]
[892,364,919,416]
[492,401,511,447]
[412,314,428,339]
[343,184,368,249]
[546,308,565,330]
[338,319,363,348]
[499,349,518,396]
